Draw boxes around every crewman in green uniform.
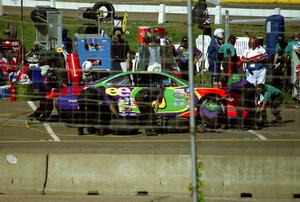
[218,35,239,87]
[256,83,283,125]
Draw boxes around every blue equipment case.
[266,15,285,60]
[75,34,111,71]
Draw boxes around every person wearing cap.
[224,74,257,129]
[176,36,202,81]
[218,35,238,87]
[207,28,224,87]
[111,28,132,74]
[134,79,171,135]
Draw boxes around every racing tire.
[198,96,225,130]
[92,2,115,21]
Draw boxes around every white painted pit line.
[27,101,61,142]
[248,130,267,141]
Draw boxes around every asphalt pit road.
[240,193,252,198]
[294,193,300,198]
[137,191,148,196]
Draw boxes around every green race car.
[56,71,227,132]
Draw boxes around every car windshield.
[105,74,133,87]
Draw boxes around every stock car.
[55,71,228,132]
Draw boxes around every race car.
[54,71,227,131]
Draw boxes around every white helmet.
[82,61,93,74]
[214,28,225,39]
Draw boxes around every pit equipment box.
[74,34,111,71]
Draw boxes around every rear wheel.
[198,95,225,130]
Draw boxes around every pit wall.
[1,153,299,199]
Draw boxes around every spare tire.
[199,98,225,129]
[92,2,115,20]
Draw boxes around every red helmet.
[153,27,166,37]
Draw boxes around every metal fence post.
[225,10,229,42]
[214,5,222,25]
[50,0,56,8]
[158,4,166,24]
[0,0,3,16]
[188,0,198,201]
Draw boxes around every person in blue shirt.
[207,28,224,87]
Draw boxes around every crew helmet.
[82,61,93,74]
[214,28,225,39]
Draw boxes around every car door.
[130,73,191,117]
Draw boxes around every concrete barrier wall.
[45,154,300,199]
[45,154,191,195]
[0,153,47,194]
[1,153,299,199]
[202,156,300,199]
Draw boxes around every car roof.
[103,71,188,86]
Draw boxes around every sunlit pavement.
[0,99,299,158]
[0,100,299,144]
